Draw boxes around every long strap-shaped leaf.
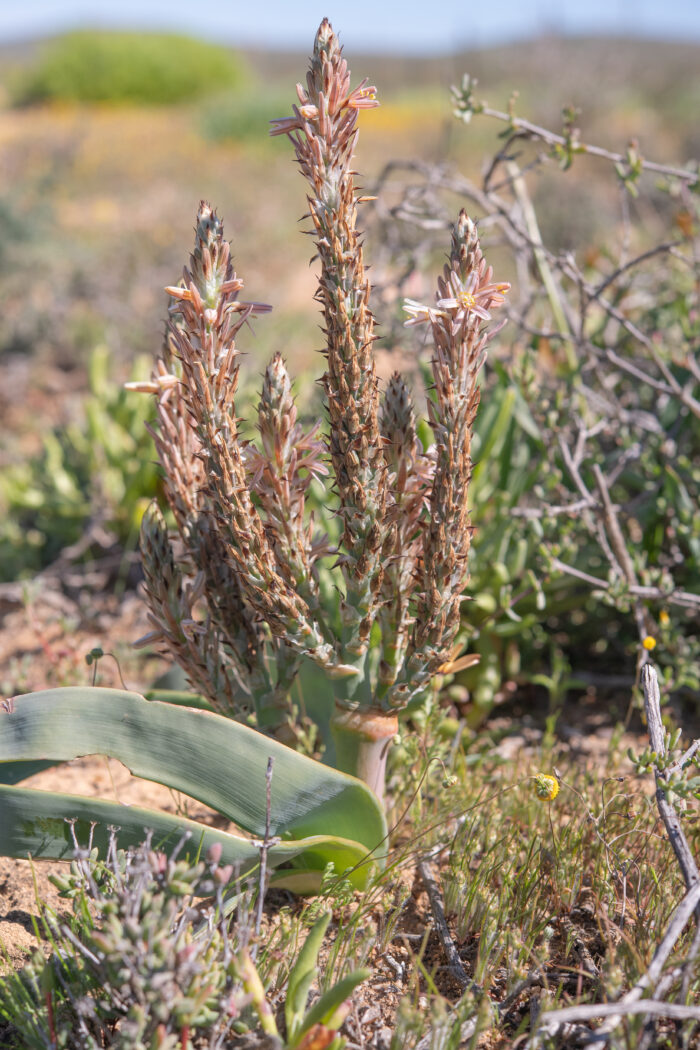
[0,784,369,880]
[0,688,387,883]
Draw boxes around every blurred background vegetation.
[0,27,697,720]
[11,31,248,106]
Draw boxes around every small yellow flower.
[659,610,670,627]
[533,773,559,801]
[642,635,657,651]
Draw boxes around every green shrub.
[0,346,160,581]
[371,81,700,712]
[14,30,248,106]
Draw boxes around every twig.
[550,559,612,589]
[567,271,700,421]
[560,916,600,980]
[590,240,685,302]
[592,464,648,644]
[642,664,700,909]
[604,347,675,394]
[383,952,405,981]
[567,675,700,1048]
[558,435,619,573]
[470,102,700,184]
[592,465,637,591]
[417,857,472,990]
[534,941,700,1046]
[252,757,275,952]
[669,740,700,777]
[531,669,700,1049]
[686,351,700,384]
[635,970,685,1050]
[414,1014,479,1050]
[550,558,700,609]
[499,971,544,1016]
[511,496,596,518]
[681,920,700,1001]
[618,883,700,1003]
[538,997,700,1028]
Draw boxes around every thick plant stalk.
[389,211,510,708]
[331,709,398,804]
[271,19,388,684]
[376,372,435,700]
[246,352,331,614]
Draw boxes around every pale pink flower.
[436,269,510,323]
[403,298,444,327]
[345,81,379,110]
[404,268,510,328]
[124,373,179,396]
[270,79,378,137]
[269,111,304,137]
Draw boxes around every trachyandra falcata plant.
[133,19,510,802]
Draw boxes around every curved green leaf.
[286,911,331,1040]
[0,784,372,877]
[0,688,388,885]
[297,969,370,1038]
[144,689,214,711]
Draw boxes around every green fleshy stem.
[331,705,398,805]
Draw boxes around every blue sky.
[2,0,700,53]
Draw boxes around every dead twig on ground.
[417,856,472,991]
[529,665,700,1048]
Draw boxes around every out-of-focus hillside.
[0,32,697,454]
[245,36,700,153]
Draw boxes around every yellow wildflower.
[533,773,559,801]
[659,611,670,627]
[642,636,657,651]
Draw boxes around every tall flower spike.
[376,373,435,698]
[136,217,274,714]
[134,203,358,736]
[138,503,254,717]
[168,205,349,688]
[271,20,388,689]
[388,212,510,707]
[246,352,330,611]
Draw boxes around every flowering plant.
[0,21,509,888]
[133,19,509,802]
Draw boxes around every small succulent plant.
[0,829,367,1049]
